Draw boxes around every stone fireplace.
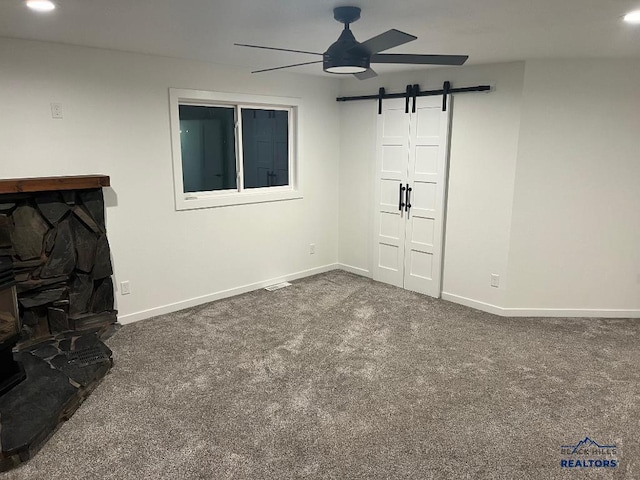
[0,175,118,471]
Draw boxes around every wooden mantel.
[0,175,110,195]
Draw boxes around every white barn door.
[372,99,409,288]
[403,96,451,296]
[373,95,451,298]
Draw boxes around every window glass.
[179,105,237,193]
[241,109,289,189]
[170,88,300,210]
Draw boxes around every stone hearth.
[0,175,118,472]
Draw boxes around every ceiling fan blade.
[356,29,417,54]
[354,69,378,80]
[371,53,469,66]
[235,43,322,56]
[251,60,323,74]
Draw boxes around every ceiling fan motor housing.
[323,28,370,74]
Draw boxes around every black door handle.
[398,183,406,211]
[405,185,412,212]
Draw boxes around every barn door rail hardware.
[336,82,491,113]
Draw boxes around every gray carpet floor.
[3,270,639,479]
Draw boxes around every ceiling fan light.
[25,0,56,12]
[325,65,368,74]
[623,10,640,24]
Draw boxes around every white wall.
[338,63,526,308]
[506,59,640,313]
[0,38,341,322]
[3,38,638,320]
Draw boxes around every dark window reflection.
[241,109,289,189]
[179,105,237,193]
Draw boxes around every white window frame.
[169,88,302,210]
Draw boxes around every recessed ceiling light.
[25,0,56,12]
[623,10,640,24]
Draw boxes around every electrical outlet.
[490,274,500,288]
[50,102,63,119]
[309,243,316,255]
[120,281,131,295]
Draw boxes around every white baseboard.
[118,263,339,325]
[502,308,640,318]
[441,292,504,316]
[442,292,640,318]
[336,263,371,278]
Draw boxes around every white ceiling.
[1,0,640,77]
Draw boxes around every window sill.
[175,189,303,211]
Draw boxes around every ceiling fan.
[235,6,468,80]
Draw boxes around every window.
[169,88,301,210]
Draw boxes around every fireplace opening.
[0,258,25,396]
